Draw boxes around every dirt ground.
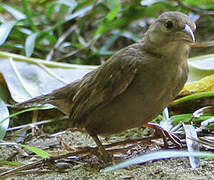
[1,127,214,180]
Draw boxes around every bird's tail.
[12,93,54,109]
[11,80,79,115]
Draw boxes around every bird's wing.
[70,50,141,126]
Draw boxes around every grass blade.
[103,150,214,172]
[0,21,16,45]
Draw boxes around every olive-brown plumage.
[16,11,196,162]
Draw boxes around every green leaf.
[173,91,214,105]
[112,30,141,42]
[0,3,26,20]
[95,5,146,36]
[0,106,54,129]
[159,108,174,131]
[184,0,214,9]
[25,33,38,57]
[0,51,95,102]
[141,0,166,6]
[162,107,170,121]
[201,117,214,127]
[143,2,174,17]
[0,160,23,167]
[99,34,118,55]
[57,0,77,11]
[65,5,92,21]
[106,0,121,21]
[171,114,193,124]
[46,3,56,20]
[0,21,16,46]
[0,99,9,141]
[20,144,50,158]
[103,150,214,172]
[0,142,50,158]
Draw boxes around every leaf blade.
[0,21,16,46]
[103,150,214,172]
[25,33,38,57]
[0,99,9,141]
[20,144,50,158]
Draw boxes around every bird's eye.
[165,21,173,29]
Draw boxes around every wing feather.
[70,53,140,126]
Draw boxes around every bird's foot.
[76,145,113,164]
[87,131,114,164]
[96,147,113,164]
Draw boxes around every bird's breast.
[84,55,188,136]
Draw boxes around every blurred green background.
[0,0,213,65]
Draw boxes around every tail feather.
[12,80,80,115]
[13,93,54,108]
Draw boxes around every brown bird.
[15,11,196,162]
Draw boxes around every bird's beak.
[183,24,195,43]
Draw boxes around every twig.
[46,26,77,61]
[56,46,88,60]
[0,159,43,178]
[103,136,156,149]
[191,41,214,48]
[0,136,158,178]
[11,169,54,176]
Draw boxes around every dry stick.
[191,41,214,48]
[103,136,157,149]
[9,170,55,177]
[56,47,87,60]
[46,25,77,61]
[0,136,157,178]
[56,34,93,60]
[0,149,89,178]
[56,24,99,61]
[189,136,214,148]
[0,159,43,178]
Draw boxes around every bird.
[15,11,196,163]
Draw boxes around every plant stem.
[172,91,214,105]
[21,0,38,32]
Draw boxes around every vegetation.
[0,0,212,64]
[1,0,214,178]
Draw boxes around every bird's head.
[145,11,196,47]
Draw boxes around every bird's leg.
[88,131,113,163]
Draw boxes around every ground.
[1,126,214,180]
